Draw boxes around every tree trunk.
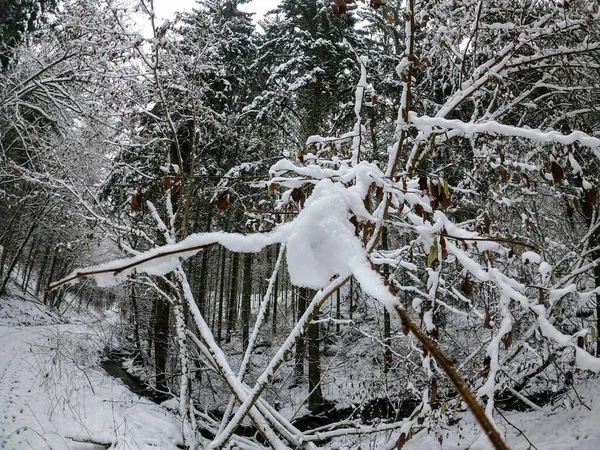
[0,217,39,294]
[35,244,51,297]
[196,210,212,316]
[382,226,392,372]
[226,252,240,343]
[43,250,58,305]
[272,265,279,334]
[336,289,341,334]
[24,238,39,293]
[307,289,323,412]
[154,289,170,394]
[582,199,600,356]
[131,283,144,363]
[241,252,252,350]
[349,277,354,320]
[295,287,307,377]
[217,247,227,343]
[0,245,8,289]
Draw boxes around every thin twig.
[494,407,538,450]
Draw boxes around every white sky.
[137,0,279,38]
[153,0,279,23]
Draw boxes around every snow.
[539,261,552,281]
[399,377,600,450]
[409,112,600,150]
[522,251,541,264]
[0,300,183,450]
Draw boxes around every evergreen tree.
[252,0,364,148]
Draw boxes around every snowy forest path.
[0,323,184,450]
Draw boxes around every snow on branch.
[47,179,396,308]
[408,112,600,153]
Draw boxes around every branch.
[394,305,510,450]
[45,242,218,291]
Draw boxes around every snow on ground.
[0,292,63,326]
[329,376,600,450]
[0,291,183,450]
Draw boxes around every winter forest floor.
[0,288,183,450]
[1,286,599,449]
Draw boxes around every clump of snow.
[539,261,552,281]
[522,251,541,264]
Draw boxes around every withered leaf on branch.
[566,204,574,218]
[483,211,492,234]
[484,306,493,329]
[419,176,428,191]
[131,193,140,211]
[162,175,171,191]
[502,331,513,349]
[461,274,473,295]
[440,234,448,259]
[330,0,356,15]
[496,165,508,183]
[291,186,306,207]
[172,175,181,198]
[131,187,142,211]
[429,377,438,404]
[551,161,564,182]
[217,190,229,210]
[349,215,360,236]
[481,355,491,378]
[585,186,597,205]
[395,432,408,449]
[414,203,424,217]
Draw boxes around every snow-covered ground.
[330,378,600,450]
[2,288,600,450]
[0,292,183,450]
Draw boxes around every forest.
[1,0,600,449]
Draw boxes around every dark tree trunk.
[307,289,323,412]
[0,218,39,294]
[35,244,51,297]
[241,252,252,350]
[226,252,240,343]
[131,283,144,362]
[382,226,392,372]
[336,289,341,334]
[196,210,212,316]
[272,264,279,334]
[217,247,227,343]
[43,250,58,306]
[154,293,170,394]
[582,198,600,356]
[0,245,8,289]
[24,238,39,293]
[349,277,354,320]
[295,287,308,377]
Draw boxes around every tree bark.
[226,252,240,343]
[241,252,253,350]
[35,244,51,297]
[272,265,279,334]
[382,226,392,372]
[295,287,307,377]
[154,286,170,394]
[0,217,39,294]
[217,247,227,343]
[196,209,212,316]
[307,289,323,412]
